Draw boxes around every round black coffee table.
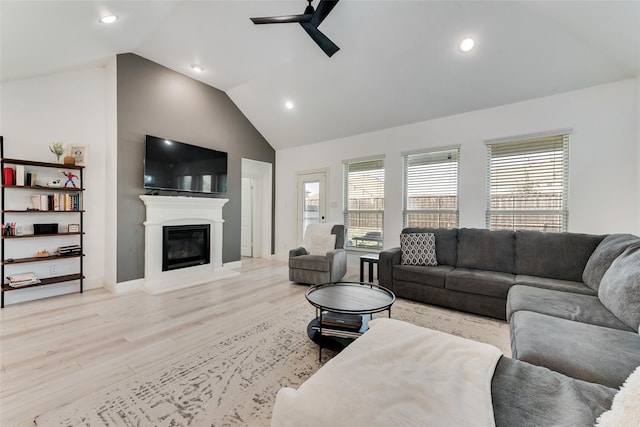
[305,281,395,361]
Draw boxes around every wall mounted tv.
[144,135,228,194]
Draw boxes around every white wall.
[103,57,118,291]
[275,78,639,260]
[0,66,111,304]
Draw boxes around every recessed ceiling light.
[190,64,204,73]
[284,100,295,110]
[99,15,118,24]
[459,38,475,53]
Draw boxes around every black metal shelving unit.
[1,136,85,307]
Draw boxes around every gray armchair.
[289,224,347,285]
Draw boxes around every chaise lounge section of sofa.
[507,234,640,388]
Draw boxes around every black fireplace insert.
[162,224,211,271]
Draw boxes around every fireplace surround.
[140,195,239,294]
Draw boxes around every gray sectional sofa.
[380,227,640,392]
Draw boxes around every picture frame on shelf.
[69,145,87,166]
[68,224,80,233]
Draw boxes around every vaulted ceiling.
[2,1,639,149]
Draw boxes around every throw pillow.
[598,244,640,330]
[303,223,336,246]
[401,233,437,266]
[583,234,640,291]
[304,234,336,256]
[596,365,640,427]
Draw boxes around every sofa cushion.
[510,311,640,388]
[515,230,603,281]
[446,268,515,299]
[393,265,454,289]
[400,232,437,266]
[288,255,329,272]
[506,285,632,330]
[598,244,640,331]
[492,357,615,427]
[402,227,458,266]
[583,233,640,291]
[457,228,515,273]
[514,275,596,295]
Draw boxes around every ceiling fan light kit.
[250,0,340,57]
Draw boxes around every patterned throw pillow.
[401,233,437,266]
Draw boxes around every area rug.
[35,298,510,427]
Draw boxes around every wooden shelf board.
[3,253,84,265]
[2,158,84,170]
[3,210,84,213]
[2,273,84,292]
[2,232,84,239]
[3,184,84,192]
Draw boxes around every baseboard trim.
[111,278,144,294]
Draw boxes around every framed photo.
[69,145,87,166]
[68,224,80,233]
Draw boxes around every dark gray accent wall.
[116,53,275,283]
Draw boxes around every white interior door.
[241,158,272,259]
[297,171,327,245]
[241,177,253,257]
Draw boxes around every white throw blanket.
[271,318,502,427]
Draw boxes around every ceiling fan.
[250,0,340,57]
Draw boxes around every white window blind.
[403,148,459,228]
[486,133,569,232]
[344,158,384,249]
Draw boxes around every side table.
[359,253,379,283]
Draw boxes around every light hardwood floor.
[1,258,352,427]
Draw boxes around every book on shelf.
[24,171,38,187]
[15,165,25,186]
[9,278,41,288]
[29,193,82,211]
[6,272,41,287]
[7,272,37,282]
[3,167,14,186]
[57,245,82,255]
[321,312,363,331]
[40,194,49,211]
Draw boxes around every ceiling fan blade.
[311,0,339,27]
[251,14,313,24]
[300,22,340,57]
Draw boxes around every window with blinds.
[403,148,459,228]
[486,133,569,232]
[344,158,384,249]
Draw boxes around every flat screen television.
[144,135,228,194]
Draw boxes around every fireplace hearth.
[163,224,210,271]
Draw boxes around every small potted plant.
[49,142,65,164]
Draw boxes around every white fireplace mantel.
[139,195,239,294]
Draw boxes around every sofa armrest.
[379,247,401,289]
[325,248,344,260]
[289,247,308,258]
[326,249,347,282]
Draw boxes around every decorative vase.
[63,156,76,165]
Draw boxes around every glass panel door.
[297,171,327,244]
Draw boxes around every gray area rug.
[35,298,510,427]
